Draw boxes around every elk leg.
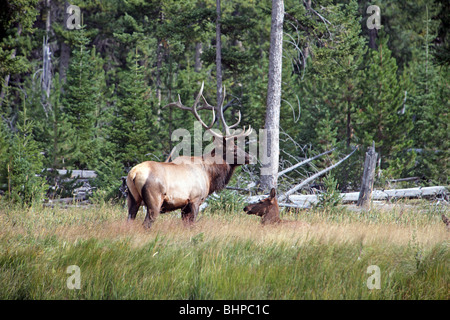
[127,193,141,221]
[181,202,199,225]
[141,186,162,229]
[143,202,161,229]
[190,202,200,222]
[181,205,193,225]
[143,207,160,229]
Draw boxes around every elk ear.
[269,188,277,199]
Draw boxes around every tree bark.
[156,9,165,109]
[368,28,378,50]
[260,0,284,191]
[0,25,21,108]
[59,1,71,83]
[357,142,378,209]
[42,0,52,112]
[215,0,223,122]
[194,42,203,72]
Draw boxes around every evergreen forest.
[0,0,448,205]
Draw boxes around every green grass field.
[0,201,448,299]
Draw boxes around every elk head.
[244,188,281,224]
[164,82,253,165]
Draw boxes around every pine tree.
[355,34,415,178]
[285,1,366,144]
[282,1,366,188]
[62,27,105,169]
[37,74,78,198]
[405,42,449,183]
[109,49,161,167]
[8,100,47,206]
[314,109,338,167]
[0,121,10,195]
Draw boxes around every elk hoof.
[143,220,153,229]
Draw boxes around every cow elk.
[244,188,309,227]
[126,82,253,229]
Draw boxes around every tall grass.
[0,201,448,299]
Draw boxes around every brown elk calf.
[244,188,281,224]
[244,188,309,227]
[442,214,450,231]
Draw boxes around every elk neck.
[204,162,237,195]
[261,199,281,225]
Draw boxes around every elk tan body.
[127,150,244,227]
[126,82,252,229]
[127,161,209,214]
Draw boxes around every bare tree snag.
[357,142,378,209]
[279,147,358,202]
[278,148,336,177]
[261,0,284,191]
[216,0,223,118]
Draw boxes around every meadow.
[0,200,448,300]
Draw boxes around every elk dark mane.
[205,163,236,195]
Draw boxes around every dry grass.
[1,202,448,249]
[0,201,448,299]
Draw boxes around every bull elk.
[244,188,309,227]
[126,82,253,228]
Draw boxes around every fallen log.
[279,146,359,202]
[389,177,420,183]
[45,197,89,204]
[246,186,448,209]
[58,169,97,179]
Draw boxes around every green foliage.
[204,189,248,215]
[36,74,76,169]
[0,0,448,202]
[355,34,415,178]
[0,0,39,79]
[0,121,10,193]
[90,156,126,204]
[433,0,450,65]
[315,174,343,209]
[402,13,449,185]
[62,27,106,169]
[7,103,47,206]
[109,49,162,167]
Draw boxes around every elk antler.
[164,82,252,141]
[163,81,216,131]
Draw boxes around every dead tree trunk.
[156,9,165,110]
[194,42,203,72]
[215,0,223,120]
[260,0,284,191]
[368,28,378,50]
[59,1,71,83]
[357,142,378,209]
[0,25,21,108]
